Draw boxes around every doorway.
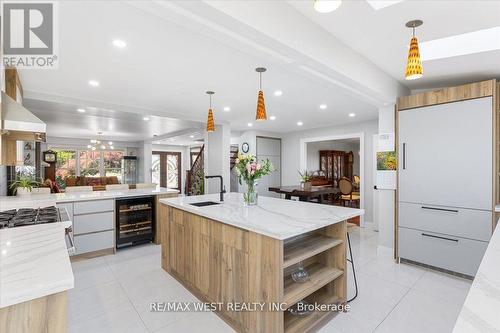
[300,133,364,226]
[152,151,181,191]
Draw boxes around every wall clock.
[43,150,57,163]
[241,142,249,153]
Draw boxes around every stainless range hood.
[1,91,46,136]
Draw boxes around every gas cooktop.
[0,206,62,229]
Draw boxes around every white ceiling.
[289,0,500,89]
[23,98,202,142]
[17,0,499,141]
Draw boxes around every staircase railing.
[185,145,204,196]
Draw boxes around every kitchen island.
[160,193,363,333]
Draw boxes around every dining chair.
[106,184,129,191]
[65,186,93,193]
[339,177,360,207]
[135,183,157,189]
[30,187,51,195]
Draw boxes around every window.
[54,149,77,179]
[104,151,124,183]
[79,151,101,177]
[52,147,125,183]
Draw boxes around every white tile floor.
[68,227,471,333]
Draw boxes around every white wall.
[235,130,282,193]
[204,124,231,194]
[281,119,378,223]
[306,140,360,175]
[377,105,396,255]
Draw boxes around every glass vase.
[243,180,258,206]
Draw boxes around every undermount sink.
[189,201,220,207]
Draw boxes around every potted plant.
[234,154,273,205]
[299,170,313,190]
[9,175,41,196]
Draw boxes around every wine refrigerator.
[115,196,155,248]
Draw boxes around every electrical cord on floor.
[346,232,358,303]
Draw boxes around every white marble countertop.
[0,187,179,210]
[453,222,500,332]
[0,223,74,308]
[160,193,364,240]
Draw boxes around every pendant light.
[405,19,423,80]
[206,91,215,132]
[255,67,267,121]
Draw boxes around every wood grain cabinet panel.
[0,291,67,333]
[160,205,347,333]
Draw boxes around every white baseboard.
[377,245,394,258]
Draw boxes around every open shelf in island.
[159,202,349,333]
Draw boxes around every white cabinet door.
[398,97,492,210]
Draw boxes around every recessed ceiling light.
[108,141,113,145]
[112,39,127,48]
[297,121,303,126]
[143,117,150,121]
[189,135,194,138]
[314,0,342,13]
[247,122,253,127]
[223,106,231,112]
[88,80,99,87]
[319,104,327,110]
[270,115,276,120]
[77,108,85,113]
[274,90,283,96]
[348,113,356,117]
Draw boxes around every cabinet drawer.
[74,230,114,255]
[74,211,114,235]
[398,202,491,242]
[398,227,488,276]
[74,199,114,215]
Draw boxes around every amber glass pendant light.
[206,91,215,132]
[255,67,267,121]
[405,20,423,80]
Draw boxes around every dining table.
[268,185,339,203]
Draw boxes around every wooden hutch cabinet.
[319,150,354,187]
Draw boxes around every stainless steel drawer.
[398,202,491,241]
[74,199,114,215]
[74,230,114,255]
[74,211,114,235]
[398,226,488,276]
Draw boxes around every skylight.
[420,26,500,61]
[366,0,404,10]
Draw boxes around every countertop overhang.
[453,221,500,332]
[0,223,74,308]
[161,193,364,240]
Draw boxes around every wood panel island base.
[159,193,363,333]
